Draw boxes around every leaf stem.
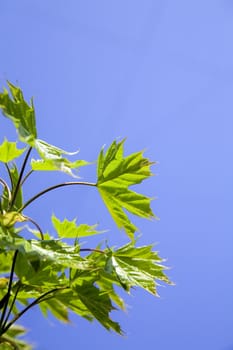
[24,216,44,240]
[19,181,96,212]
[5,164,13,189]
[1,283,21,331]
[0,178,12,204]
[0,250,18,334]
[21,169,34,186]
[10,147,32,210]
[3,286,67,334]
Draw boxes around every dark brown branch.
[0,250,18,334]
[24,215,44,240]
[3,286,67,334]
[0,178,12,203]
[1,283,21,331]
[19,181,96,211]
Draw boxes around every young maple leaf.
[97,139,157,240]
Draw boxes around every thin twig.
[24,216,44,240]
[5,164,13,189]
[19,181,96,212]
[1,283,21,331]
[10,147,32,209]
[0,250,18,333]
[3,286,67,334]
[20,169,34,186]
[0,178,12,203]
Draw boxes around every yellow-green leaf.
[31,158,89,177]
[0,211,27,227]
[0,81,37,144]
[52,214,103,238]
[97,139,156,239]
[107,242,171,295]
[0,138,26,163]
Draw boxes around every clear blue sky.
[1,1,233,349]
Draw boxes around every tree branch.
[24,215,44,240]
[0,250,18,334]
[0,178,12,203]
[21,169,34,186]
[3,286,67,334]
[19,181,96,211]
[1,283,21,331]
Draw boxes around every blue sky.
[1,1,233,349]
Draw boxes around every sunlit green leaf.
[74,282,123,334]
[0,138,26,163]
[96,275,125,310]
[0,235,91,274]
[31,157,89,177]
[52,214,103,238]
[97,139,156,239]
[106,242,170,295]
[31,139,90,177]
[1,324,33,350]
[0,252,13,273]
[39,298,69,323]
[34,139,79,159]
[0,81,37,144]
[0,81,171,345]
[1,163,23,211]
[0,211,27,227]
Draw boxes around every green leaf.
[0,235,91,274]
[0,138,26,163]
[39,298,69,323]
[31,158,89,177]
[32,139,90,177]
[97,139,156,239]
[52,214,103,238]
[53,289,94,322]
[74,282,123,334]
[106,242,170,295]
[0,81,37,144]
[0,325,32,350]
[34,139,79,159]
[6,164,23,211]
[96,275,125,310]
[1,324,33,350]
[0,211,27,227]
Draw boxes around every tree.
[0,81,171,349]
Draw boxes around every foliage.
[0,82,171,349]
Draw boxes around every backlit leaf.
[0,138,26,163]
[106,242,170,295]
[5,164,24,211]
[74,282,123,334]
[2,324,33,350]
[32,139,89,177]
[52,214,103,238]
[0,212,27,227]
[31,157,89,177]
[97,139,156,239]
[0,81,37,144]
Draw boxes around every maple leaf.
[97,139,157,239]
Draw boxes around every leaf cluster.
[0,82,171,349]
